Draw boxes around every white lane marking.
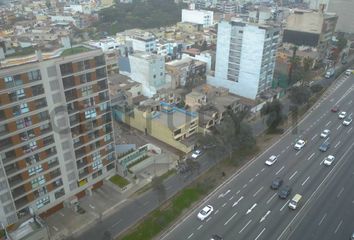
[280,200,290,211]
[222,202,227,207]
[111,220,122,228]
[318,213,327,226]
[281,149,285,153]
[295,150,302,156]
[218,189,231,199]
[307,153,315,160]
[325,120,331,127]
[267,193,277,204]
[286,146,290,149]
[197,224,203,230]
[59,212,65,217]
[249,178,254,182]
[337,188,344,198]
[187,233,194,239]
[253,187,264,197]
[311,134,318,141]
[233,196,244,207]
[255,228,266,240]
[214,209,219,215]
[239,220,252,233]
[337,124,341,130]
[206,217,211,222]
[236,190,241,195]
[246,203,257,215]
[334,141,341,148]
[89,204,95,209]
[348,127,353,133]
[261,168,265,172]
[260,210,271,223]
[334,220,343,233]
[302,176,310,186]
[52,226,59,231]
[289,171,298,180]
[229,196,234,201]
[224,211,238,225]
[276,166,285,175]
[243,184,247,188]
[256,173,259,177]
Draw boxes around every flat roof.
[154,109,197,129]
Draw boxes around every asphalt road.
[160,72,354,240]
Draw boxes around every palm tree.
[287,45,299,86]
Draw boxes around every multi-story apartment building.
[0,45,116,226]
[181,9,214,28]
[123,29,157,53]
[208,19,280,100]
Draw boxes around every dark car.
[211,234,223,240]
[271,177,283,190]
[319,141,330,152]
[331,105,339,112]
[278,185,292,199]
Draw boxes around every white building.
[181,9,214,28]
[120,51,166,97]
[208,20,279,100]
[86,37,122,53]
[122,29,157,53]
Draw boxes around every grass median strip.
[120,187,206,240]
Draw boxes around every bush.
[110,175,130,188]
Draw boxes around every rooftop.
[60,46,92,57]
[154,105,198,129]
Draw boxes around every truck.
[325,68,335,78]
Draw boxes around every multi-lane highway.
[160,72,354,240]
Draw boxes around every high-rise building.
[0,45,116,226]
[181,9,214,28]
[208,20,280,100]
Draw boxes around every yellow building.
[116,100,199,153]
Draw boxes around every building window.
[31,176,46,189]
[81,85,93,97]
[92,159,102,171]
[31,85,44,96]
[4,76,14,88]
[28,70,41,81]
[104,134,111,142]
[84,109,96,119]
[36,196,50,209]
[20,103,29,114]
[60,63,73,75]
[28,165,43,176]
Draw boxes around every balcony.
[49,169,61,179]
[15,196,29,209]
[0,138,13,151]
[12,186,26,199]
[76,160,87,169]
[48,158,59,169]
[8,175,24,188]
[78,168,89,179]
[2,150,17,165]
[5,163,21,176]
[75,148,86,158]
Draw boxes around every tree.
[301,57,314,86]
[289,86,311,106]
[261,100,284,130]
[287,45,300,86]
[310,84,323,93]
[151,176,166,203]
[336,36,348,52]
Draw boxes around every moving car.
[331,105,339,112]
[339,111,347,119]
[323,155,335,166]
[320,129,330,138]
[288,194,302,210]
[210,234,223,240]
[343,116,352,126]
[265,155,277,166]
[319,141,330,152]
[278,185,292,199]
[294,140,306,150]
[271,177,283,190]
[197,205,213,221]
[191,149,203,159]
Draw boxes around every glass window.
[36,196,50,209]
[92,159,102,170]
[28,70,41,81]
[84,109,97,119]
[81,85,93,97]
[104,134,111,142]
[4,76,14,88]
[16,89,25,100]
[20,103,29,114]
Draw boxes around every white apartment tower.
[208,20,279,100]
[181,9,214,28]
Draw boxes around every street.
[160,73,354,240]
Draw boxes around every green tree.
[261,100,284,131]
[289,86,311,106]
[301,57,314,87]
[288,45,300,85]
[336,36,348,52]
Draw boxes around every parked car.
[319,141,330,152]
[265,155,277,166]
[210,234,223,240]
[323,155,335,166]
[271,177,283,190]
[294,140,306,150]
[278,185,292,199]
[191,149,203,159]
[320,129,330,138]
[197,205,213,221]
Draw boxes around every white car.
[320,129,330,138]
[191,149,202,159]
[197,205,213,221]
[343,117,352,126]
[294,140,306,150]
[338,111,347,119]
[265,155,277,166]
[323,155,335,166]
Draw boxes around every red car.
[331,106,339,112]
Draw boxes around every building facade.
[124,30,157,53]
[208,20,279,100]
[0,46,116,226]
[181,9,214,28]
